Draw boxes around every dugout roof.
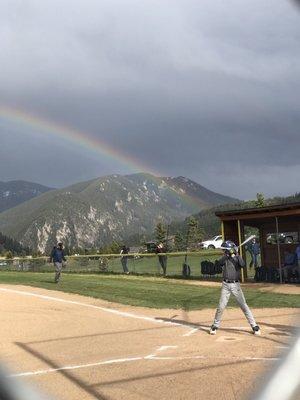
[215,202,300,283]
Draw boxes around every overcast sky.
[1,0,300,199]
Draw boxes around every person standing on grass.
[120,245,130,274]
[282,250,297,282]
[245,242,255,269]
[247,237,260,268]
[210,240,261,336]
[252,238,260,268]
[156,242,167,276]
[49,242,67,283]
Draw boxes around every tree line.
[0,232,31,258]
[155,216,204,251]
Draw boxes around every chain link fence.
[0,250,223,279]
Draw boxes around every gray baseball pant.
[213,282,257,328]
[54,262,63,283]
[121,257,129,273]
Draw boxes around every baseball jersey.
[218,254,245,281]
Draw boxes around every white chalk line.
[0,287,185,329]
[9,353,280,378]
[9,357,143,377]
[144,345,178,359]
[183,328,201,337]
[11,344,178,378]
[156,346,178,352]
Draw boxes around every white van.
[200,235,223,249]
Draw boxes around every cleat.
[210,325,218,335]
[252,325,261,335]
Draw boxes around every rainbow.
[0,104,162,176]
[0,104,204,210]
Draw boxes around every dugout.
[215,202,300,283]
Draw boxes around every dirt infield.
[176,279,300,295]
[0,285,299,400]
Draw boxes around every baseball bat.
[238,234,256,249]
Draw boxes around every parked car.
[266,233,295,245]
[199,235,223,249]
[145,241,157,253]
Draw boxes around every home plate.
[216,336,243,342]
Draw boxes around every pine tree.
[5,250,13,259]
[110,241,121,254]
[155,222,166,244]
[187,217,203,249]
[255,193,265,208]
[174,231,185,251]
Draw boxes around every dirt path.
[0,285,299,400]
[172,279,300,295]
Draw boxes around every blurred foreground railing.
[0,250,223,278]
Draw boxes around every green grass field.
[0,271,299,310]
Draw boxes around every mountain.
[0,173,237,253]
[0,180,52,212]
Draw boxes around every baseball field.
[0,272,299,400]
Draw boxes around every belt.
[223,279,239,283]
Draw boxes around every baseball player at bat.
[210,240,261,335]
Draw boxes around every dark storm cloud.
[0,0,300,198]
